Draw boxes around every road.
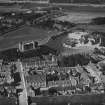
[16,61,28,105]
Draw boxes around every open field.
[1,2,105,12]
[0,7,29,13]
[52,3,105,12]
[0,96,16,105]
[23,3,105,24]
[0,3,105,50]
[57,12,105,23]
[75,25,105,32]
[15,3,105,24]
[0,26,57,50]
[31,93,105,105]
[1,3,105,24]
[20,3,105,12]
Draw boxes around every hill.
[0,25,57,50]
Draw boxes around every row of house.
[24,55,105,88]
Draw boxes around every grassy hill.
[0,25,57,50]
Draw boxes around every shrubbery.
[59,54,98,67]
[91,17,105,25]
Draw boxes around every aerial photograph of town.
[0,0,105,105]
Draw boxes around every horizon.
[0,0,105,4]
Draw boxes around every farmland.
[0,3,105,50]
[56,12,105,23]
[0,25,57,50]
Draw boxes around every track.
[34,11,65,24]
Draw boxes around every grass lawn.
[56,12,105,24]
[0,96,16,105]
[74,24,105,32]
[0,25,57,50]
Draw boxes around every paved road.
[16,61,28,105]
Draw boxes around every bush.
[91,17,105,25]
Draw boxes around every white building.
[68,31,88,40]
[63,31,101,49]
[19,40,38,52]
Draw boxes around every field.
[54,4,105,12]
[0,96,16,105]
[0,26,57,50]
[57,12,105,23]
[31,93,105,105]
[22,3,105,24]
[21,3,105,12]
[75,24,105,32]
[0,3,105,50]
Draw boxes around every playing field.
[0,26,57,50]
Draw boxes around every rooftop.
[68,31,88,40]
